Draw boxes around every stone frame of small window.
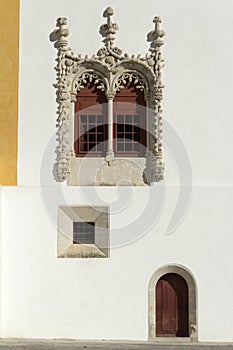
[57,206,109,258]
[51,7,165,185]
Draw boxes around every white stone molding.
[51,8,166,184]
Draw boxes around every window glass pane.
[117,124,124,132]
[125,124,132,132]
[97,115,103,123]
[117,133,124,139]
[89,134,96,142]
[134,114,140,124]
[117,114,124,123]
[125,134,133,140]
[88,124,96,131]
[88,115,96,123]
[117,143,124,151]
[97,134,103,142]
[125,115,132,123]
[134,126,141,133]
[97,125,104,133]
[134,143,140,152]
[89,143,96,150]
[80,115,87,123]
[125,143,132,151]
[134,134,140,142]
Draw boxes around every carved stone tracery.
[73,72,107,93]
[114,72,146,92]
[52,7,166,184]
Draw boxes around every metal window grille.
[73,222,95,244]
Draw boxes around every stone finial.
[147,16,166,51]
[99,7,119,49]
[53,17,70,50]
[57,17,67,26]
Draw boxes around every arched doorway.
[148,264,198,341]
[156,273,189,337]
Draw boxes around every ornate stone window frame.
[51,7,166,185]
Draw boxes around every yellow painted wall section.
[0,0,19,185]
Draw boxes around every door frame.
[148,264,198,342]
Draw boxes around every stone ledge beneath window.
[57,206,109,258]
[67,157,147,186]
[59,244,107,259]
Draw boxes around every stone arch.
[71,67,109,97]
[148,264,198,341]
[112,67,151,94]
[113,60,155,92]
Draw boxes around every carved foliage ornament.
[51,7,165,184]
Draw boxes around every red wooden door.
[156,273,189,337]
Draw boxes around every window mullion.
[105,93,115,162]
[69,102,76,157]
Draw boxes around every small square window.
[57,206,109,258]
[73,222,95,244]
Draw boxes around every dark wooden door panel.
[156,273,189,337]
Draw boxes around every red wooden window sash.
[113,86,147,157]
[74,84,108,157]
[74,83,147,158]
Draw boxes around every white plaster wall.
[1,186,233,341]
[4,0,232,342]
[18,0,233,186]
